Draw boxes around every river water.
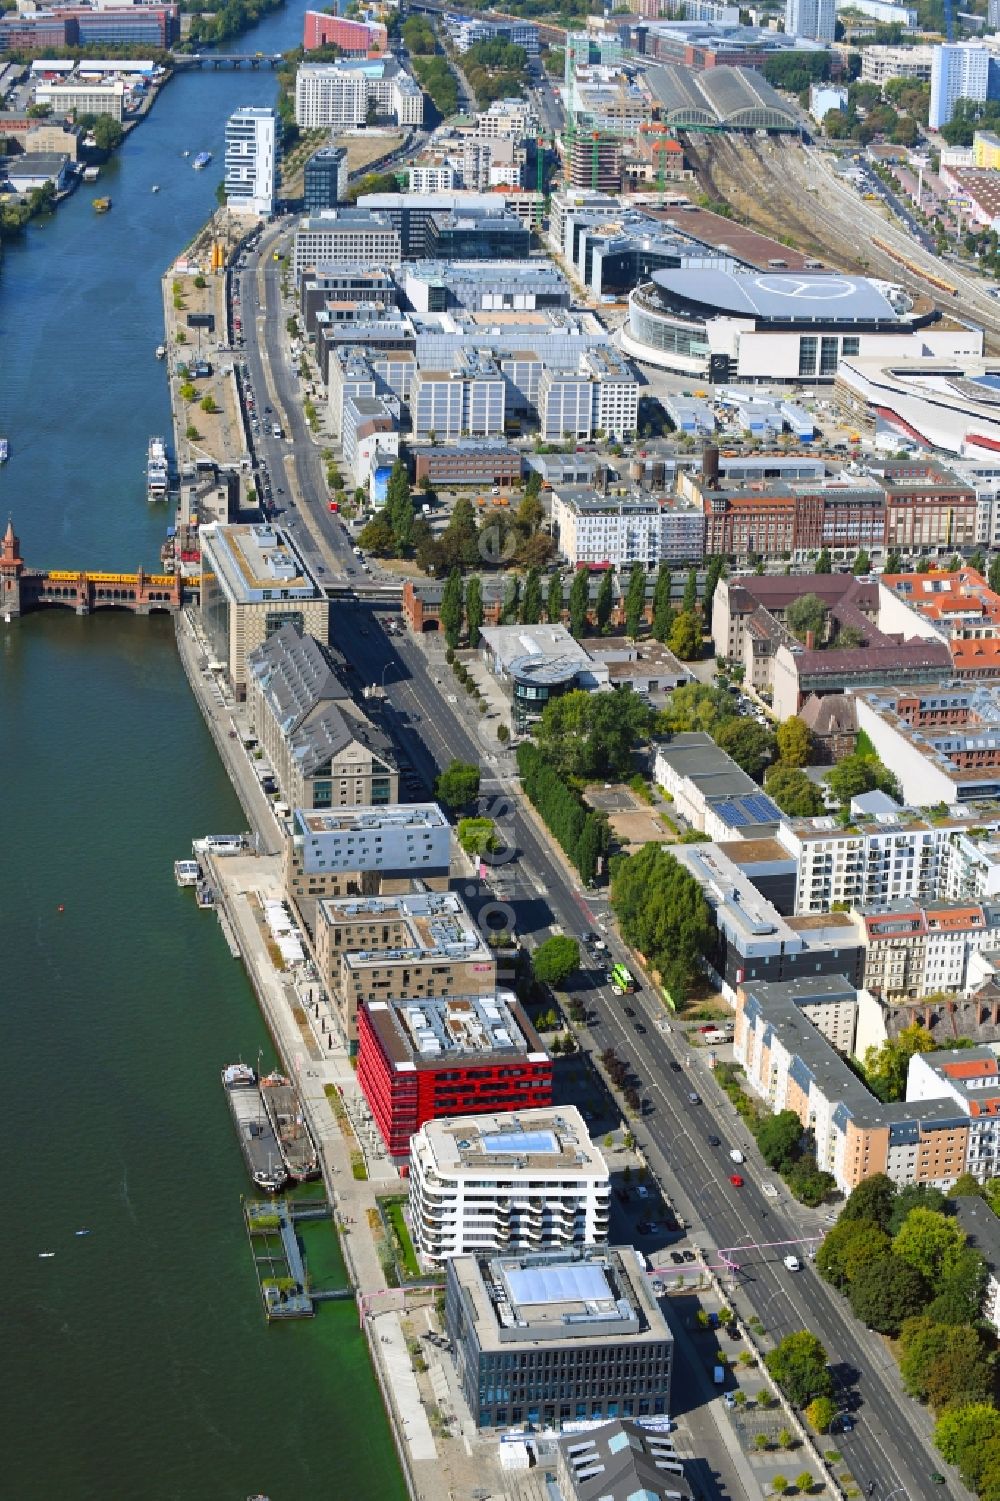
[0,9,406,1499]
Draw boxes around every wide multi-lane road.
[323,605,965,1501]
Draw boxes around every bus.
[610,963,636,996]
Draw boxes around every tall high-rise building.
[929,43,990,129]
[224,106,280,216]
[784,0,835,42]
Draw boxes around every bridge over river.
[169,51,284,69]
[1,518,182,621]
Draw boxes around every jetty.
[243,1199,351,1321]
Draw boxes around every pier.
[1,519,182,621]
[243,1198,352,1320]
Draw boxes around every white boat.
[0,438,8,463]
[147,436,169,501]
[155,345,166,360]
[193,834,247,857]
[38,1252,55,1259]
[174,859,201,887]
[151,184,160,193]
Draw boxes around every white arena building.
[618,266,982,383]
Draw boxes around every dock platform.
[244,1200,314,1320]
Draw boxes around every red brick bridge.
[1,518,182,620]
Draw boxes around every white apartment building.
[860,45,935,85]
[224,105,279,216]
[293,212,402,281]
[930,43,990,131]
[409,162,457,193]
[551,490,705,568]
[295,63,369,128]
[785,0,835,42]
[909,1048,1000,1183]
[476,96,537,138]
[408,1107,610,1265]
[35,80,124,120]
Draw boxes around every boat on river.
[92,197,111,214]
[260,1072,320,1181]
[222,1064,288,1193]
[192,152,212,171]
[147,436,169,501]
[0,439,8,463]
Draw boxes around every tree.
[852,549,871,575]
[714,717,776,781]
[658,683,735,735]
[439,497,480,570]
[683,566,699,612]
[756,1110,804,1172]
[703,555,725,627]
[888,1183,947,1236]
[770,1477,789,1497]
[531,935,581,987]
[547,569,563,625]
[611,843,714,1001]
[926,1245,989,1326]
[669,610,703,661]
[764,1332,833,1406]
[776,716,812,768]
[440,568,465,649]
[457,817,499,857]
[535,689,652,782]
[651,563,673,642]
[934,1404,1000,1488]
[575,814,606,886]
[817,1220,891,1291]
[384,458,414,553]
[515,489,543,537]
[841,1172,897,1232]
[886,548,903,575]
[863,1024,936,1103]
[836,625,865,650]
[521,567,542,625]
[893,1207,967,1284]
[465,576,483,649]
[501,573,521,625]
[625,563,647,639]
[435,759,481,809]
[826,752,898,807]
[786,593,828,643]
[765,766,825,817]
[795,1475,814,1496]
[848,1254,927,1335]
[595,568,615,632]
[569,567,590,638]
[990,554,1000,596]
[814,549,832,574]
[804,1397,836,1434]
[899,1316,993,1410]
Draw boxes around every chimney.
[805,629,816,651]
[702,441,720,489]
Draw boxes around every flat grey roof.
[651,267,899,323]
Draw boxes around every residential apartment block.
[446,1246,673,1429]
[357,992,551,1162]
[550,489,705,569]
[293,211,402,281]
[855,684,1000,806]
[315,889,496,1047]
[294,58,422,130]
[408,1107,610,1265]
[952,1196,1000,1334]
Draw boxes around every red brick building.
[357,994,552,1166]
[303,8,387,54]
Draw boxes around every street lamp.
[381,662,397,693]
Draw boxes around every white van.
[729,1149,744,1164]
[783,1254,801,1272]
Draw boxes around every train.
[870,237,958,297]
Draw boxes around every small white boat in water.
[75,1229,91,1238]
[152,184,160,193]
[38,1252,55,1259]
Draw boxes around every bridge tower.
[1,515,24,620]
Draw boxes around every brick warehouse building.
[357,993,551,1165]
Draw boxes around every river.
[0,8,407,1499]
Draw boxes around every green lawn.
[384,1198,420,1279]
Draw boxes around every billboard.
[371,465,393,508]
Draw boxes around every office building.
[341,392,399,489]
[408,1107,610,1265]
[246,622,397,812]
[411,354,506,440]
[35,79,124,120]
[357,992,552,1162]
[294,57,422,130]
[282,802,452,929]
[399,260,571,315]
[445,1246,673,1429]
[556,1420,691,1501]
[293,211,401,281]
[316,888,496,1047]
[303,9,387,54]
[551,490,705,569]
[929,44,990,131]
[785,0,835,42]
[303,144,348,212]
[837,0,916,21]
[448,15,539,56]
[199,523,328,697]
[224,106,279,216]
[412,440,523,488]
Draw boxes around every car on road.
[624,1006,635,1017]
[729,1174,744,1187]
[682,1250,696,1263]
[729,1149,744,1164]
[670,1251,684,1264]
[636,1185,649,1199]
[635,1022,646,1034]
[669,1061,682,1073]
[707,1135,720,1147]
[688,1092,701,1104]
[783,1254,801,1271]
[636,1220,651,1235]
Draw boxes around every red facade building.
[303,8,387,54]
[357,994,552,1166]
